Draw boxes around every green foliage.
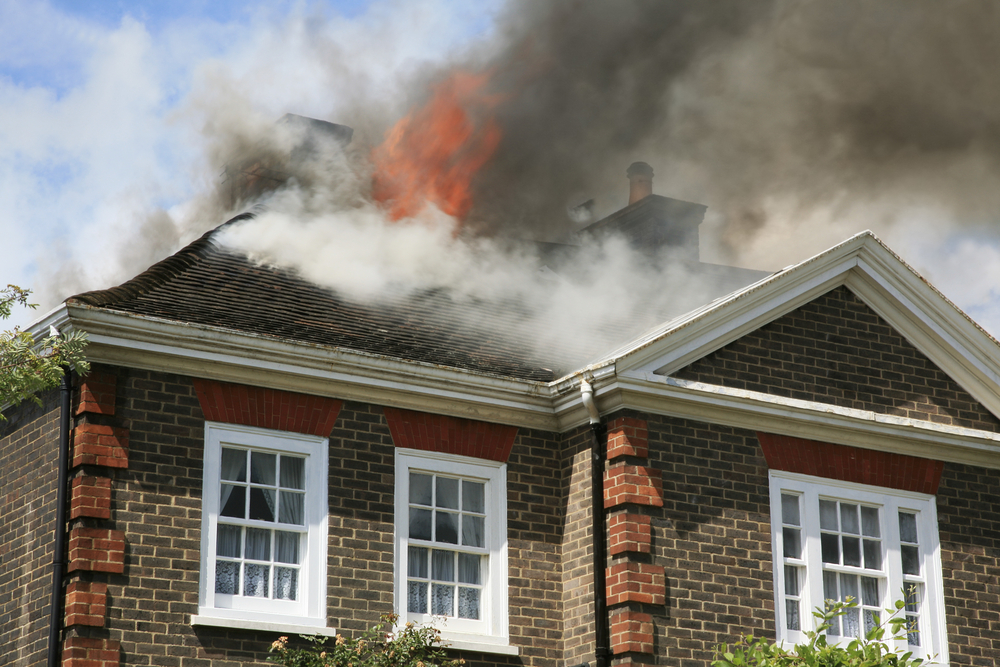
[1,285,89,418]
[713,599,928,667]
[267,613,464,667]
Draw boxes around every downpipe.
[47,368,71,667]
[581,379,610,667]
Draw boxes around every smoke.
[461,0,1000,271]
[20,0,1000,349]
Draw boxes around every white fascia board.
[613,370,1000,470]
[66,305,560,431]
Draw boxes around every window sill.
[439,634,519,656]
[191,614,337,637]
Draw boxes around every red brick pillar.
[603,417,664,660]
[63,367,124,665]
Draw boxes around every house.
[3,143,1000,667]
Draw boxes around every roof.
[69,215,559,382]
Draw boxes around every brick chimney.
[577,162,704,261]
[627,161,654,204]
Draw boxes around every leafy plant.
[0,285,89,417]
[713,598,929,667]
[268,613,464,667]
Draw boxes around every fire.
[372,71,501,222]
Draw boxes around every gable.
[672,286,1000,434]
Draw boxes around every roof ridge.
[68,212,255,307]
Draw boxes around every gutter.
[581,379,610,667]
[47,368,72,667]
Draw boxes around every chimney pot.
[626,161,654,205]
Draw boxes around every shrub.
[268,613,464,667]
[713,599,929,667]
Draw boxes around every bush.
[713,599,928,667]
[268,613,464,667]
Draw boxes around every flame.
[372,71,501,222]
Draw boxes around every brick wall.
[0,390,61,667]
[674,286,1000,433]
[937,462,1000,665]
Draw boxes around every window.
[770,471,947,664]
[394,449,511,652]
[194,422,329,633]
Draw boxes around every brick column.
[63,367,124,666]
[603,416,664,662]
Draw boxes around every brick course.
[65,581,108,627]
[609,513,652,556]
[610,611,654,654]
[605,464,664,508]
[62,636,120,667]
[70,476,113,520]
[67,527,125,574]
[607,417,649,460]
[76,371,118,416]
[72,423,128,469]
[674,286,1000,433]
[383,407,518,462]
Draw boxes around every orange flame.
[372,71,501,221]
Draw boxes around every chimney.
[626,161,654,204]
[577,161,704,262]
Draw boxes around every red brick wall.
[0,390,61,667]
[674,286,1000,433]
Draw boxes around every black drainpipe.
[47,368,72,667]
[581,379,610,667]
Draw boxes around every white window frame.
[192,422,331,634]
[394,448,514,654]
[770,470,947,665]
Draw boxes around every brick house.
[4,181,1000,667]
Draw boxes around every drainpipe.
[47,367,71,667]
[581,379,610,667]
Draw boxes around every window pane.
[244,564,269,597]
[840,504,859,534]
[840,573,858,601]
[864,610,880,635]
[861,506,880,537]
[786,599,800,631]
[217,525,242,558]
[280,456,305,490]
[899,513,918,544]
[784,565,799,596]
[842,536,861,567]
[432,551,454,582]
[901,545,920,575]
[436,512,458,544]
[861,576,879,607]
[907,616,920,646]
[436,477,459,510]
[279,491,304,525]
[408,581,428,613]
[459,553,481,585]
[821,533,840,564]
[221,448,247,481]
[783,527,801,559]
[410,473,432,506]
[432,583,454,616]
[863,539,882,570]
[463,481,485,513]
[249,487,275,522]
[843,607,860,638]
[275,567,297,600]
[904,583,921,612]
[781,494,800,526]
[216,561,240,595]
[250,452,276,485]
[458,587,480,619]
[820,500,838,531]
[462,515,485,548]
[823,570,839,603]
[275,531,299,564]
[246,528,271,561]
[408,547,428,578]
[409,508,432,541]
[220,485,245,518]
